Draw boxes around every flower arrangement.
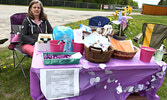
[111,6,134,38]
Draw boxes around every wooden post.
[100,4,102,10]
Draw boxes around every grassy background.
[0,12,167,100]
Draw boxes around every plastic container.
[42,52,81,65]
[72,40,84,55]
[140,46,156,63]
[49,40,64,52]
[154,44,164,61]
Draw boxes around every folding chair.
[133,23,167,50]
[133,23,167,61]
[89,16,111,27]
[8,13,29,78]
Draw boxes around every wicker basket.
[84,45,114,63]
[112,47,138,59]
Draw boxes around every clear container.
[154,44,164,61]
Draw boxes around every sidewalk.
[0,5,141,48]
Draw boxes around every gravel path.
[0,5,141,48]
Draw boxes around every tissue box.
[37,34,53,51]
[42,52,81,65]
[37,42,50,52]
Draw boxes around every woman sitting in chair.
[20,0,53,57]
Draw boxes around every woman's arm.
[20,18,36,45]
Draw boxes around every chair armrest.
[133,33,143,43]
[11,41,20,44]
[0,38,8,44]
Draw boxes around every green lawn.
[0,14,167,100]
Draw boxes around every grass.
[0,48,32,100]
[0,14,167,100]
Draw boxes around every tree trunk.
[124,0,128,5]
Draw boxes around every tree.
[158,0,167,5]
[62,0,139,7]
[124,0,128,5]
[159,0,163,5]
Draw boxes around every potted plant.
[111,6,133,40]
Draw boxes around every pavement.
[0,5,141,48]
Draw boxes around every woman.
[21,0,53,57]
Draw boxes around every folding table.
[30,43,166,100]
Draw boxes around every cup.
[140,46,156,63]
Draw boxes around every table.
[30,43,166,100]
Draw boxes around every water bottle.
[98,21,101,27]
[154,44,164,61]
[12,32,20,42]
[62,34,72,52]
[97,21,102,34]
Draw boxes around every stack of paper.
[110,38,134,52]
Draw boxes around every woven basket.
[84,45,114,63]
[112,47,138,59]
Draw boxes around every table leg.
[30,68,43,100]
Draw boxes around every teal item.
[62,34,71,52]
[53,26,74,51]
[43,52,81,65]
[79,24,92,33]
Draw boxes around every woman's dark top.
[20,16,53,45]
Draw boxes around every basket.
[84,45,114,63]
[49,40,64,52]
[112,47,138,59]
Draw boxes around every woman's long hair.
[27,0,47,20]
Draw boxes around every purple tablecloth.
[30,44,166,100]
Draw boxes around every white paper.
[73,29,84,43]
[70,52,82,59]
[112,20,121,25]
[40,68,80,100]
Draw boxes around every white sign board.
[104,5,109,9]
[40,68,80,100]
